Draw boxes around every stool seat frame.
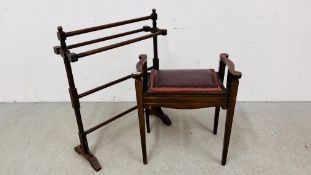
[133,53,242,165]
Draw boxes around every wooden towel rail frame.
[53,9,168,171]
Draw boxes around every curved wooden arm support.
[132,54,147,79]
[135,54,148,91]
[136,54,147,72]
[220,53,242,79]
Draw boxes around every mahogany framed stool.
[132,53,242,165]
[53,9,171,171]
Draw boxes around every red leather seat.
[149,69,223,91]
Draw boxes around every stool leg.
[221,74,240,165]
[213,107,220,135]
[145,108,150,133]
[135,79,147,164]
[221,104,235,165]
[138,105,147,164]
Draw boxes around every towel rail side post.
[57,26,89,153]
[151,9,159,70]
[53,10,167,171]
[57,26,102,171]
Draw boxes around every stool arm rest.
[220,53,242,79]
[136,54,147,72]
[134,54,148,91]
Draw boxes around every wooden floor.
[0,102,310,175]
